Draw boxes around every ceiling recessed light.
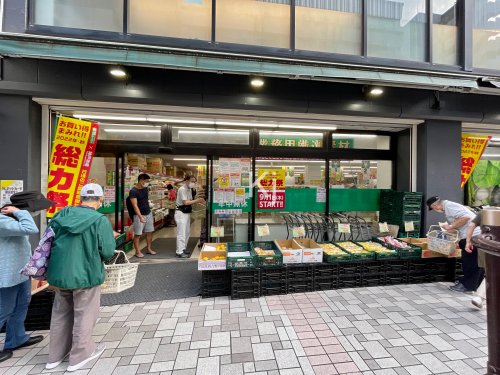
[369,87,384,96]
[250,77,265,88]
[110,66,127,78]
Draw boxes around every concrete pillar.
[416,120,462,231]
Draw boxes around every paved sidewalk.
[0,282,487,375]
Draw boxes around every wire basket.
[101,251,139,294]
[426,225,459,255]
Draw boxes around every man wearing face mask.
[175,175,205,258]
[128,173,156,258]
[45,183,116,372]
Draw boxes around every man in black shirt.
[129,174,156,258]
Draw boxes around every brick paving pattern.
[0,282,487,374]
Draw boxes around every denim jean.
[0,279,31,350]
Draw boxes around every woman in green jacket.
[45,184,116,373]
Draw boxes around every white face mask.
[143,182,150,188]
[189,182,196,189]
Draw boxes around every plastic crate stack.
[379,190,423,238]
[287,265,314,293]
[201,270,231,298]
[231,269,260,300]
[25,290,55,331]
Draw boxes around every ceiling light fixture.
[103,129,160,133]
[215,120,277,128]
[74,114,147,121]
[278,124,338,131]
[173,158,207,161]
[332,133,377,138]
[148,117,214,125]
[260,131,321,137]
[109,65,127,78]
[250,77,265,88]
[369,87,384,96]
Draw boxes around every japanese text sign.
[461,134,491,188]
[0,180,23,206]
[46,116,99,217]
[257,169,286,190]
[292,226,306,238]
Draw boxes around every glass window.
[172,127,250,145]
[473,0,500,70]
[128,0,211,41]
[216,0,291,48]
[329,160,391,189]
[295,0,362,55]
[367,0,427,62]
[99,125,161,142]
[432,0,458,65]
[259,131,323,147]
[32,0,123,32]
[331,134,390,150]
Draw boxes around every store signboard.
[46,116,99,217]
[259,135,323,148]
[461,134,491,188]
[332,138,354,148]
[257,190,285,209]
[257,168,286,190]
[0,180,23,206]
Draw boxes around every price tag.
[338,223,351,234]
[210,226,225,237]
[257,224,270,237]
[292,226,306,238]
[379,222,389,233]
[404,221,415,232]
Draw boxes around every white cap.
[80,183,104,197]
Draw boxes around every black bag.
[126,196,135,219]
[177,205,192,214]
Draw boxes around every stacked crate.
[260,267,287,296]
[286,265,314,293]
[231,269,260,300]
[379,190,423,238]
[313,264,338,291]
[201,270,231,298]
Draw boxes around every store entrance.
[89,153,208,263]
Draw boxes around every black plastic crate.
[287,279,314,294]
[260,282,287,296]
[338,275,362,288]
[286,265,314,280]
[385,260,409,273]
[385,272,408,285]
[408,274,428,284]
[408,260,431,274]
[362,275,385,287]
[361,261,386,275]
[313,276,338,291]
[338,262,362,275]
[231,282,260,300]
[24,290,55,331]
[260,267,287,283]
[428,260,449,273]
[427,274,448,282]
[232,269,261,284]
[202,270,231,284]
[314,263,338,278]
[202,283,230,298]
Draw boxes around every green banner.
[329,189,381,211]
[259,135,323,148]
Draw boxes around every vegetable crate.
[226,242,257,270]
[251,241,283,268]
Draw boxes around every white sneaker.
[471,296,484,309]
[45,352,70,370]
[66,343,105,372]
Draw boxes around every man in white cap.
[45,183,116,372]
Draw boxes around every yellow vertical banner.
[461,134,491,188]
[46,116,99,217]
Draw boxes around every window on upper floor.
[128,0,212,41]
[432,0,459,66]
[473,0,500,70]
[216,0,291,49]
[367,0,427,62]
[32,0,123,32]
[295,0,362,55]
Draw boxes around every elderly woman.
[0,191,54,362]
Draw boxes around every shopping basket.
[426,225,459,255]
[101,251,139,294]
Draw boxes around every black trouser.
[458,238,485,291]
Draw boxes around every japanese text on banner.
[46,116,99,217]
[461,134,491,188]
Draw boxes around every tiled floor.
[0,282,488,375]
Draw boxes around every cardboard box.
[275,239,303,264]
[295,238,323,263]
[400,238,461,258]
[146,157,163,173]
[127,154,146,168]
[198,243,227,270]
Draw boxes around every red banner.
[46,116,99,217]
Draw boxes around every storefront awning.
[0,33,479,91]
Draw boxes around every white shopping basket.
[426,225,459,255]
[101,250,139,294]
